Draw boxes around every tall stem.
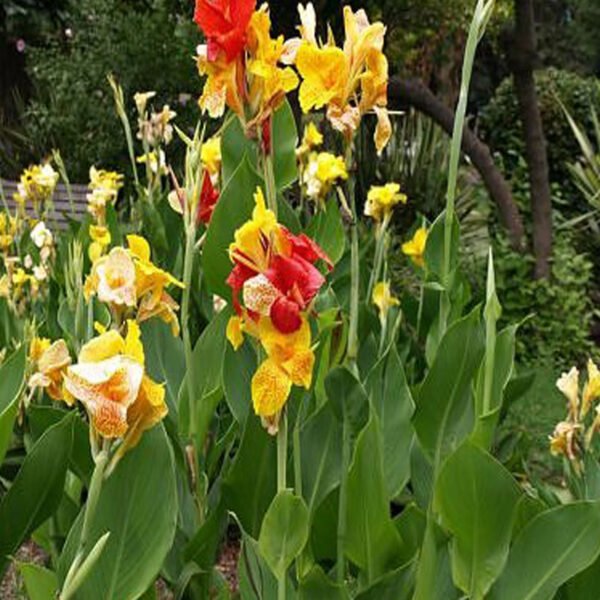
[277,411,288,600]
[345,144,359,373]
[182,223,197,439]
[61,448,108,597]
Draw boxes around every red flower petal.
[266,255,325,306]
[197,172,220,225]
[281,228,333,270]
[270,296,302,334]
[194,0,255,62]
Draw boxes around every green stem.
[345,142,359,373]
[336,415,350,584]
[263,152,278,217]
[367,219,388,302]
[61,448,108,597]
[182,224,197,439]
[277,410,288,600]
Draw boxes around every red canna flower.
[197,171,220,225]
[194,0,256,63]
[226,188,331,334]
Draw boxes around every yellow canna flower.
[372,281,399,323]
[252,317,315,434]
[582,359,600,418]
[549,420,581,462]
[296,122,323,159]
[402,227,428,268]
[28,339,72,403]
[201,136,222,177]
[245,6,299,127]
[89,225,111,247]
[87,167,124,223]
[364,183,407,223]
[294,4,390,152]
[229,188,286,273]
[302,152,348,202]
[16,163,59,209]
[196,46,245,119]
[64,320,166,443]
[85,247,137,307]
[0,234,13,251]
[557,366,580,421]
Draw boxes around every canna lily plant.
[2,1,600,600]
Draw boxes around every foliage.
[480,68,600,200]
[2,1,600,599]
[15,0,200,180]
[491,230,594,367]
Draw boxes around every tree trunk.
[507,0,553,278]
[388,77,525,250]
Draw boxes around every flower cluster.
[195,0,298,132]
[0,219,55,315]
[549,360,600,471]
[86,167,124,262]
[364,183,407,224]
[12,162,59,214]
[294,3,391,153]
[225,187,331,432]
[84,235,183,336]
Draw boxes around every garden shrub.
[20,0,200,181]
[480,68,600,201]
[491,230,594,367]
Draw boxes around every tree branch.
[387,76,525,251]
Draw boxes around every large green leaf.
[0,413,74,576]
[298,565,349,600]
[271,100,299,190]
[0,345,26,466]
[18,563,58,600]
[202,157,263,298]
[58,426,177,600]
[345,413,402,584]
[413,307,484,470]
[435,442,522,599]
[223,342,255,424]
[300,402,342,516]
[324,367,368,435]
[365,346,415,499]
[471,325,517,450]
[179,309,229,440]
[489,502,600,600]
[354,560,415,600]
[223,414,276,538]
[305,198,346,265]
[258,490,309,579]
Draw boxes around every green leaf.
[221,117,257,188]
[365,346,415,499]
[271,100,299,190]
[179,309,229,440]
[393,504,427,564]
[354,560,416,600]
[0,345,26,466]
[258,490,309,579]
[345,413,402,583]
[0,413,74,576]
[224,342,255,424]
[18,563,58,600]
[223,414,276,538]
[300,402,342,516]
[489,501,600,600]
[413,307,484,470]
[435,442,522,599]
[324,367,368,435]
[424,210,460,281]
[471,325,517,449]
[58,426,177,600]
[298,565,349,600]
[305,198,346,265]
[202,156,263,298]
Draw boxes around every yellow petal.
[127,234,151,262]
[124,320,145,365]
[282,347,314,389]
[252,358,292,417]
[124,375,168,450]
[79,330,125,363]
[226,316,245,351]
